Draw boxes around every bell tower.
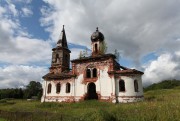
[50,25,71,73]
[91,27,105,56]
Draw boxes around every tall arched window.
[134,80,138,92]
[86,69,91,78]
[95,44,98,53]
[93,68,97,77]
[66,83,71,93]
[47,83,52,93]
[119,80,125,92]
[56,83,61,93]
[55,54,59,63]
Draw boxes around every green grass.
[0,118,6,121]
[0,87,180,121]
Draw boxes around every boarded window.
[119,80,125,92]
[47,83,52,93]
[56,83,61,93]
[66,83,71,93]
[93,68,97,77]
[134,80,138,92]
[86,69,91,78]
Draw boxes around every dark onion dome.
[91,27,104,42]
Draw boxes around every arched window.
[66,83,71,93]
[134,80,138,92]
[95,44,98,53]
[47,83,52,93]
[55,54,59,63]
[93,68,97,77]
[56,83,61,93]
[119,80,125,92]
[86,69,91,78]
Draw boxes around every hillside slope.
[144,79,180,92]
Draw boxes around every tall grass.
[0,87,180,121]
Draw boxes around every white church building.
[41,26,144,103]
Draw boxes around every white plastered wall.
[115,75,144,103]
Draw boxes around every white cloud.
[21,7,33,17]
[142,52,180,86]
[0,65,48,88]
[0,1,53,88]
[0,6,5,16]
[8,3,18,16]
[0,36,52,65]
[41,0,180,66]
[0,2,52,65]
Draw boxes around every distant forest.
[0,81,42,100]
[144,79,180,92]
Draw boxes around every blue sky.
[20,0,49,40]
[0,0,180,88]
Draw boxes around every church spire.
[57,25,68,48]
[51,25,71,73]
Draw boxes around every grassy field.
[0,118,6,121]
[0,87,180,121]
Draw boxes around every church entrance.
[86,82,98,100]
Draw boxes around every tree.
[79,51,83,59]
[24,81,42,99]
[99,41,107,54]
[114,49,120,62]
[0,88,24,99]
[79,48,89,59]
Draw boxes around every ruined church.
[41,26,144,103]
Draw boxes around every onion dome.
[91,27,104,42]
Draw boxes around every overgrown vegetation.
[0,86,180,121]
[99,41,107,54]
[144,79,180,92]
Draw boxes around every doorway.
[86,82,98,100]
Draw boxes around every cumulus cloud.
[0,6,5,16]
[0,65,48,88]
[0,0,51,88]
[7,2,18,16]
[0,2,52,65]
[21,7,33,17]
[0,36,52,64]
[142,52,180,86]
[41,0,180,66]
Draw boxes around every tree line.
[0,81,42,100]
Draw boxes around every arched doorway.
[86,82,98,100]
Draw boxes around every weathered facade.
[41,26,144,103]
